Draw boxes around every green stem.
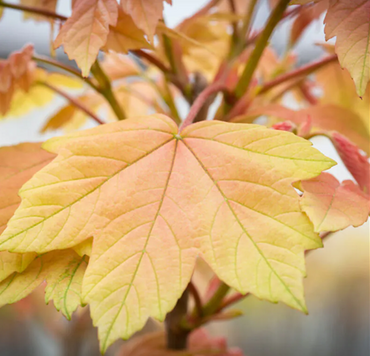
[229,0,259,59]
[90,60,126,121]
[235,0,291,98]
[202,282,230,316]
[33,55,99,92]
[0,0,66,20]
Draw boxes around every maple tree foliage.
[0,0,369,355]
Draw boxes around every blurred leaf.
[101,52,140,81]
[120,0,172,42]
[105,7,151,53]
[290,1,327,46]
[118,328,244,356]
[324,0,370,96]
[20,0,57,21]
[301,173,369,233]
[330,132,370,194]
[54,0,118,76]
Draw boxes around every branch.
[202,282,230,316]
[33,55,99,91]
[258,54,337,94]
[40,82,104,125]
[131,49,170,74]
[0,0,67,20]
[180,82,228,131]
[235,0,291,97]
[90,60,126,121]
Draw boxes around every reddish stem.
[259,54,337,94]
[131,49,170,74]
[180,82,228,131]
[41,82,104,125]
[0,0,67,20]
[217,292,249,312]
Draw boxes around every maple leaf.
[104,7,152,53]
[0,45,35,115]
[290,1,328,46]
[324,0,370,96]
[54,0,118,77]
[120,0,172,42]
[0,250,88,320]
[300,173,369,233]
[0,143,54,284]
[101,52,140,81]
[243,104,370,154]
[0,115,334,351]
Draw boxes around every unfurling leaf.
[120,0,172,42]
[324,0,370,96]
[301,173,369,233]
[330,132,370,194]
[0,250,88,319]
[54,0,119,76]
[0,115,334,351]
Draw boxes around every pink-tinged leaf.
[272,121,297,132]
[0,143,54,283]
[0,143,55,235]
[301,173,369,232]
[0,115,334,351]
[54,0,118,77]
[324,0,370,96]
[290,1,328,46]
[0,45,35,115]
[244,104,370,154]
[120,0,172,42]
[104,7,151,53]
[330,132,370,194]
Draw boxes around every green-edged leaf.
[0,249,87,319]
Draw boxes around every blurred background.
[0,1,369,356]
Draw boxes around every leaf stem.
[33,55,99,91]
[0,0,66,20]
[90,60,126,121]
[235,0,291,98]
[180,82,228,131]
[40,82,104,125]
[202,282,230,316]
[258,54,337,94]
[131,49,170,74]
[216,292,249,312]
